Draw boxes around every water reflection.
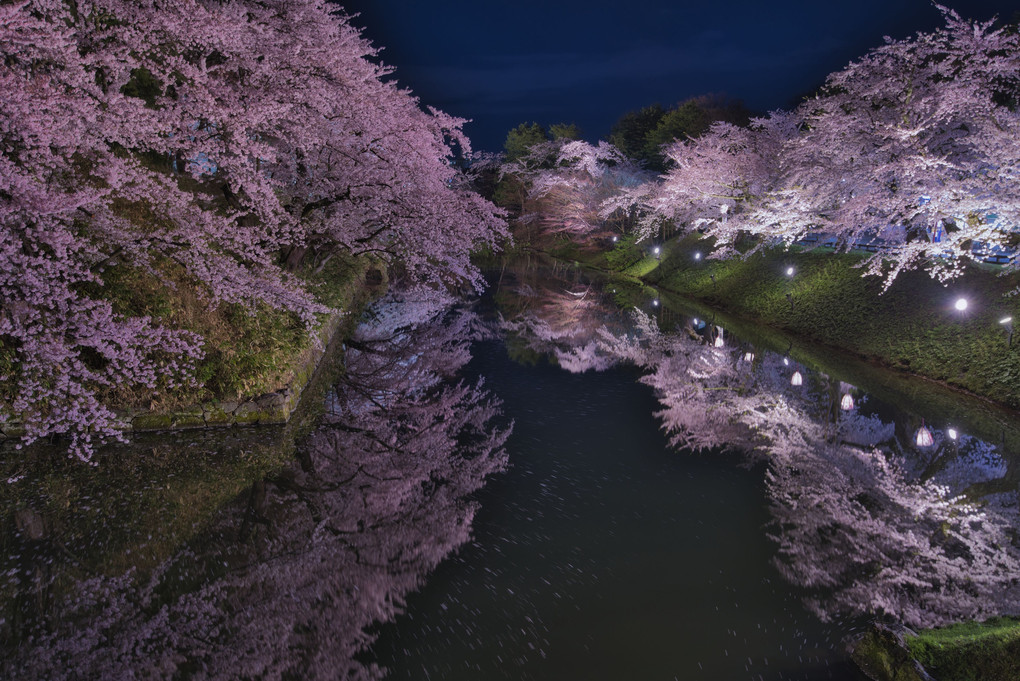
[1,291,509,680]
[495,266,1020,630]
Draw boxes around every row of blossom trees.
[0,0,508,458]
[506,6,1020,288]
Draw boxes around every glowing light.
[1001,316,1013,325]
[653,246,660,255]
[840,393,855,410]
[915,425,934,447]
[743,352,755,362]
[948,428,958,440]
[652,299,659,307]
[694,252,702,260]
[612,236,618,242]
[783,357,789,366]
[791,371,803,386]
[954,297,968,311]
[786,267,795,276]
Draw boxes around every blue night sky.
[336,1,1020,151]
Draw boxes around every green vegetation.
[851,626,931,681]
[906,618,1020,681]
[92,250,376,412]
[606,95,751,170]
[581,233,1020,410]
[851,619,1020,681]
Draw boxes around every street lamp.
[694,251,702,261]
[653,246,661,260]
[785,266,795,277]
[954,297,968,312]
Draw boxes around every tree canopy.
[0,0,508,458]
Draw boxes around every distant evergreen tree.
[607,104,665,163]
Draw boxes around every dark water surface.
[368,339,866,680]
[2,259,1018,680]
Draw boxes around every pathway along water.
[2,257,1018,679]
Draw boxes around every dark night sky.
[335,1,1019,152]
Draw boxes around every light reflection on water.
[368,338,867,680]
[1,259,1018,680]
[368,259,1020,680]
[0,292,509,680]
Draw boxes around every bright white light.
[915,426,934,447]
[791,371,803,386]
[954,297,968,311]
[786,267,795,276]
[653,246,660,255]
[743,352,755,362]
[692,318,699,325]
[652,299,659,307]
[783,357,789,366]
[694,252,701,260]
[612,236,618,242]
[948,428,958,440]
[840,393,855,411]
[1001,316,1013,325]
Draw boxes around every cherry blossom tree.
[1,0,508,458]
[776,5,1020,285]
[632,112,800,250]
[525,140,652,242]
[631,7,1020,286]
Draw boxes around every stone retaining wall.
[1,263,386,445]
[0,310,345,443]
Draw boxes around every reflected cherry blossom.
[2,292,509,680]
[497,276,1020,629]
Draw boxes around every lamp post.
[1001,316,1014,348]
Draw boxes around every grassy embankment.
[92,248,381,413]
[546,232,1020,410]
[852,618,1020,681]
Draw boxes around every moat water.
[3,257,1018,680]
